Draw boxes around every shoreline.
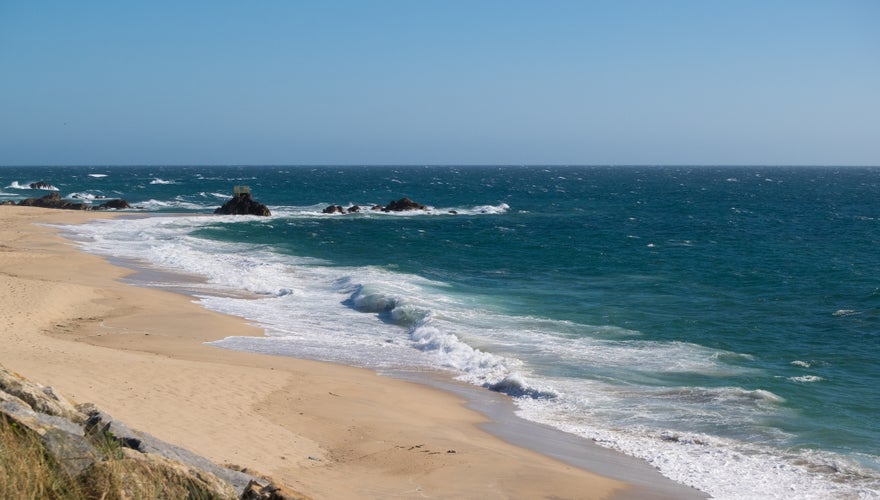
[0,206,705,499]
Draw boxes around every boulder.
[82,408,262,495]
[215,193,271,216]
[0,366,84,421]
[322,205,345,214]
[79,448,238,499]
[382,197,427,212]
[241,479,309,499]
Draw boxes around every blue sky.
[1,1,878,166]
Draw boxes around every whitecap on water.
[832,309,860,317]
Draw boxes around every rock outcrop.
[321,198,428,215]
[13,192,131,211]
[94,199,131,210]
[18,192,89,210]
[0,365,303,499]
[29,181,57,190]
[215,193,271,216]
[322,205,345,214]
[382,197,426,212]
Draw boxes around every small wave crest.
[349,284,401,315]
[470,202,510,214]
[343,279,554,400]
[132,199,214,211]
[788,375,824,383]
[150,178,176,185]
[486,373,557,399]
[659,386,785,405]
[833,309,860,317]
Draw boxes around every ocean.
[2,165,878,499]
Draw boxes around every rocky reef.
[14,192,131,211]
[322,197,427,214]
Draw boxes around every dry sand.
[0,206,703,499]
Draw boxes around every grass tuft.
[1,415,231,499]
[0,414,84,499]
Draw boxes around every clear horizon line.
[2,163,879,168]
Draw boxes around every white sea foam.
[130,198,214,211]
[791,360,812,368]
[788,375,824,383]
[88,173,108,178]
[150,178,176,185]
[521,398,880,499]
[68,192,100,201]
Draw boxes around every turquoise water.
[3,165,878,498]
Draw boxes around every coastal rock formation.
[382,197,426,212]
[94,199,131,210]
[0,365,300,499]
[215,193,271,216]
[18,192,89,210]
[14,192,131,211]
[321,198,428,214]
[322,205,345,214]
[0,367,83,422]
[29,181,57,190]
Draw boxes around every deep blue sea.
[2,165,878,499]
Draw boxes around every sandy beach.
[0,206,704,499]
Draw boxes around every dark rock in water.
[321,199,427,214]
[215,193,271,216]
[321,204,364,215]
[29,181,56,190]
[95,199,131,210]
[382,197,427,212]
[18,192,88,210]
[322,205,345,214]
